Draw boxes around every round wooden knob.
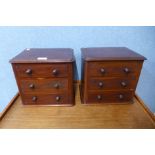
[32,96,37,102]
[121,81,127,87]
[97,95,102,100]
[56,96,61,101]
[52,69,58,75]
[124,67,129,73]
[119,94,124,99]
[54,83,59,89]
[25,69,32,75]
[100,68,105,74]
[98,82,103,88]
[29,84,35,89]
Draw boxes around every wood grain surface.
[0,84,154,129]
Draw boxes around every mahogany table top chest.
[80,47,146,104]
[10,48,75,106]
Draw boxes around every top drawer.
[14,63,69,78]
[87,61,143,77]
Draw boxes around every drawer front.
[14,64,69,78]
[87,61,143,77]
[87,91,134,103]
[20,78,68,93]
[22,94,68,105]
[88,77,137,90]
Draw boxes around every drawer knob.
[32,96,37,102]
[25,69,32,75]
[124,67,130,73]
[119,94,124,99]
[29,84,35,89]
[97,95,102,100]
[121,81,127,87]
[52,69,58,75]
[100,68,105,74]
[56,96,61,101]
[98,82,103,88]
[54,83,60,89]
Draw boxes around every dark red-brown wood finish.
[10,48,75,106]
[80,47,146,104]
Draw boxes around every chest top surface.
[10,48,75,63]
[81,47,146,61]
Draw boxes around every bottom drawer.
[21,94,69,105]
[87,91,134,103]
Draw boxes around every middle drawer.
[20,78,68,94]
[88,77,137,90]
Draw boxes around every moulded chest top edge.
[81,47,147,61]
[10,48,75,63]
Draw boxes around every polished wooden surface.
[0,84,154,128]
[10,48,75,63]
[82,47,146,61]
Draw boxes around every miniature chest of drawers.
[10,48,75,106]
[80,47,146,104]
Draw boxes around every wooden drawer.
[22,94,68,105]
[20,78,68,94]
[88,77,137,90]
[14,63,69,78]
[87,91,134,103]
[87,61,143,77]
